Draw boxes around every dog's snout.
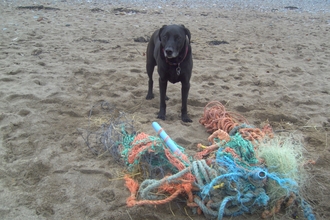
[165,49,173,56]
[164,48,177,58]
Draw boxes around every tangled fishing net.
[81,101,315,220]
[78,101,135,160]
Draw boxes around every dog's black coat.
[146,24,193,122]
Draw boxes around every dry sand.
[0,1,330,220]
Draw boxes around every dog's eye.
[175,35,182,41]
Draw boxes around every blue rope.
[218,196,236,220]
[201,172,245,199]
[267,172,299,194]
[217,189,269,220]
[300,198,316,220]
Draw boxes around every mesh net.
[78,101,135,161]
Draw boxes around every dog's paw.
[157,113,166,120]
[181,114,192,123]
[146,93,154,100]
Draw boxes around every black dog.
[146,24,193,122]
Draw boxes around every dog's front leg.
[158,78,167,120]
[146,78,154,100]
[146,64,155,100]
[181,82,192,122]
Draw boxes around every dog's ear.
[159,25,167,41]
[181,25,191,43]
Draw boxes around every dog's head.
[159,24,191,59]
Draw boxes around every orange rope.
[208,129,231,143]
[128,132,155,164]
[124,175,140,207]
[200,101,274,143]
[165,148,195,181]
[239,128,265,142]
[239,124,274,142]
[164,148,186,171]
[195,129,230,160]
[261,193,296,218]
[195,143,219,160]
[134,188,183,206]
[125,132,196,208]
[125,174,195,207]
[199,101,248,133]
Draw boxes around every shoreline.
[1,0,330,13]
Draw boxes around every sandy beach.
[0,0,329,219]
